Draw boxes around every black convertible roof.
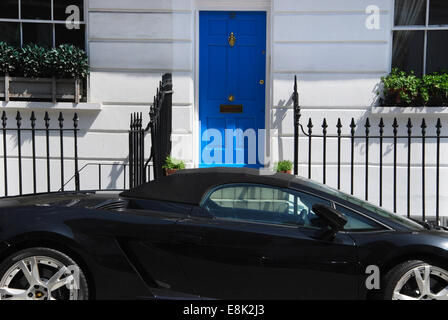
[119,167,296,205]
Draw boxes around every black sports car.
[1,167,448,300]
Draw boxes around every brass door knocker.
[228,32,236,47]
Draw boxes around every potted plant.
[380,68,422,107]
[275,160,293,174]
[421,72,448,106]
[163,156,186,176]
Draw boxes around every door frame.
[193,2,272,168]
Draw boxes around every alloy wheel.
[393,264,448,300]
[0,255,81,300]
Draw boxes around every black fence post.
[392,118,398,213]
[73,113,80,191]
[293,76,300,175]
[379,118,384,207]
[421,118,427,221]
[436,118,441,225]
[129,114,134,188]
[16,111,22,195]
[350,118,356,195]
[364,118,370,201]
[44,112,51,192]
[336,119,342,190]
[307,118,313,179]
[58,112,64,192]
[322,118,328,184]
[30,111,37,194]
[406,118,412,218]
[2,112,7,197]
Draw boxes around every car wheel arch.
[0,232,96,299]
[363,249,448,300]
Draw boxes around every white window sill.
[372,106,448,116]
[1,101,102,112]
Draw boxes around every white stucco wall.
[1,0,447,220]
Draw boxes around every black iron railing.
[128,73,173,188]
[292,76,447,225]
[1,110,79,196]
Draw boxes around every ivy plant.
[0,42,19,75]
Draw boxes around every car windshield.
[298,178,425,230]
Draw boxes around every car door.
[173,183,360,299]
[106,199,198,297]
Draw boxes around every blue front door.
[199,11,266,168]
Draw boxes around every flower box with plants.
[162,156,186,176]
[0,42,89,103]
[275,160,293,174]
[379,68,448,107]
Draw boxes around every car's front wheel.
[382,260,448,300]
[0,247,89,300]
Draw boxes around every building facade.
[1,0,448,221]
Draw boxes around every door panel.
[174,217,359,299]
[199,11,266,168]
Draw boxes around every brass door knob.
[228,94,235,102]
[259,80,264,85]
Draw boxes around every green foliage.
[421,73,448,106]
[162,156,186,170]
[275,160,293,172]
[0,42,89,79]
[380,68,422,106]
[380,68,448,107]
[0,42,19,75]
[49,44,89,79]
[19,44,52,78]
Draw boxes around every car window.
[202,184,331,229]
[296,177,424,230]
[335,204,385,231]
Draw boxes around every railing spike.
[322,118,328,135]
[73,113,79,128]
[392,117,398,134]
[436,118,442,135]
[421,118,427,129]
[58,112,64,128]
[379,118,384,134]
[407,118,413,135]
[336,118,342,134]
[44,111,50,127]
[1,111,7,128]
[307,118,313,129]
[350,118,356,134]
[16,111,21,127]
[365,118,370,135]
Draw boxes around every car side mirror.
[312,204,347,233]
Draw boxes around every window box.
[0,75,83,103]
